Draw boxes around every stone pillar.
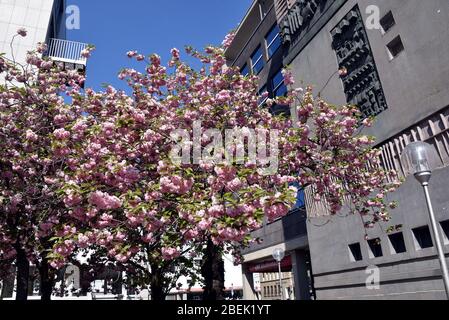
[291,250,311,300]
[242,264,257,300]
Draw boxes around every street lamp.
[402,141,449,299]
[272,248,285,300]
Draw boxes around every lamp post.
[402,142,449,299]
[272,248,285,300]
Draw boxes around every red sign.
[247,256,292,273]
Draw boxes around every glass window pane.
[274,84,287,98]
[253,59,264,75]
[251,46,264,74]
[268,36,281,57]
[266,24,281,58]
[266,25,280,45]
[272,69,287,97]
[272,69,284,89]
[240,64,249,77]
[258,85,268,106]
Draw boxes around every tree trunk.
[150,265,165,301]
[39,257,54,301]
[201,238,225,301]
[15,247,30,301]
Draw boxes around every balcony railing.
[46,38,88,66]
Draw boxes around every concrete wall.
[0,0,57,63]
[284,0,449,299]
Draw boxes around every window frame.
[388,232,407,254]
[251,45,265,75]
[348,243,363,262]
[412,226,434,250]
[240,63,250,77]
[258,84,268,107]
[266,24,282,58]
[272,68,287,98]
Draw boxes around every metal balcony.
[45,38,88,73]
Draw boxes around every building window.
[368,238,383,258]
[266,24,282,58]
[272,69,287,98]
[388,232,407,254]
[387,35,405,60]
[412,226,434,250]
[440,220,449,245]
[258,85,268,107]
[251,45,264,75]
[348,243,363,262]
[289,181,305,209]
[380,11,396,34]
[240,64,250,77]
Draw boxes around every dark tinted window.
[368,238,383,258]
[389,232,406,254]
[240,64,250,77]
[251,46,264,75]
[272,69,287,98]
[349,243,363,261]
[413,226,433,249]
[266,24,282,58]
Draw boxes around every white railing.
[46,38,88,65]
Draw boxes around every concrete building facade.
[226,0,449,300]
[0,0,65,62]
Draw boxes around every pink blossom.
[282,69,295,86]
[127,50,138,58]
[208,205,224,217]
[171,48,180,60]
[162,247,180,260]
[226,178,243,191]
[25,129,38,142]
[64,193,82,207]
[160,176,194,195]
[264,203,289,221]
[115,253,131,263]
[77,234,90,248]
[80,48,92,58]
[198,219,211,230]
[216,90,231,103]
[53,128,70,140]
[221,32,235,48]
[338,67,348,77]
[89,191,122,210]
[142,233,153,243]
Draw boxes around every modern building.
[0,0,87,75]
[226,0,449,300]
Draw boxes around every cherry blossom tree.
[48,33,400,300]
[1,29,400,301]
[0,30,89,300]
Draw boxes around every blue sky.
[66,0,253,90]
